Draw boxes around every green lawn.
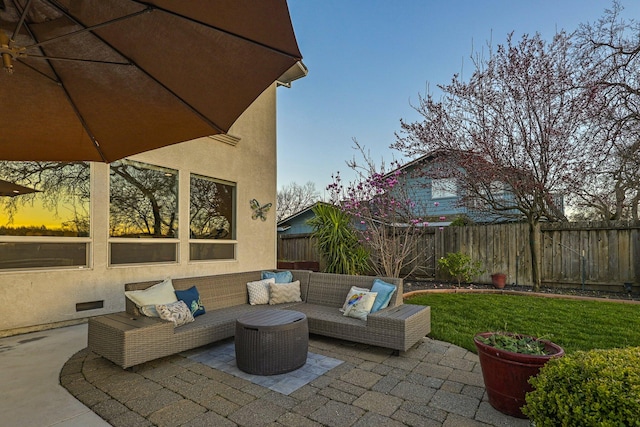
[405,293,640,354]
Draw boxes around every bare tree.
[190,176,233,239]
[0,161,90,236]
[573,1,640,220]
[110,161,178,237]
[276,181,319,222]
[394,32,598,290]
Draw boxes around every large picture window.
[189,174,236,261]
[0,161,90,270]
[109,160,178,265]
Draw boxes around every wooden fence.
[277,234,325,271]
[278,221,640,291]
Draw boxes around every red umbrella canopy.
[0,0,302,162]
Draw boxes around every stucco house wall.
[1,84,279,336]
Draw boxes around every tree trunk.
[528,220,542,291]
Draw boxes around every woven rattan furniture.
[88,270,431,369]
[88,312,174,369]
[235,309,308,375]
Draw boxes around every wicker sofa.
[88,270,431,369]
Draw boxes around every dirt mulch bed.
[403,280,640,303]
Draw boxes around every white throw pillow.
[125,278,178,317]
[155,301,194,327]
[343,291,378,320]
[247,278,275,305]
[269,281,302,305]
[340,286,371,312]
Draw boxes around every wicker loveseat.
[88,270,431,369]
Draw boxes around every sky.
[276,0,640,197]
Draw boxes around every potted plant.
[473,332,564,418]
[490,273,507,289]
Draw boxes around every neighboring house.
[383,152,469,225]
[277,201,327,236]
[388,152,563,224]
[0,66,306,336]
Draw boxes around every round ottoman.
[235,309,308,375]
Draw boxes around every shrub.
[307,203,369,275]
[437,252,484,286]
[523,347,640,426]
[450,216,471,226]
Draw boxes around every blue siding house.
[277,201,327,236]
[389,153,467,225]
[388,152,526,224]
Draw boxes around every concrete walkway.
[0,323,109,427]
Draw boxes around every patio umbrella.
[0,178,39,196]
[0,0,303,162]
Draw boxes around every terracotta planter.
[474,332,564,418]
[491,273,506,289]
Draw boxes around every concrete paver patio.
[0,322,533,426]
[51,324,528,427]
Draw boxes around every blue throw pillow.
[261,270,293,284]
[370,279,397,313]
[175,286,206,317]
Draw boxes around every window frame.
[188,173,237,262]
[0,161,92,272]
[0,235,91,272]
[431,178,457,199]
[108,160,180,266]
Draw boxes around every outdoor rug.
[185,340,343,395]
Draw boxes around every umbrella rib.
[128,0,303,61]
[39,1,227,133]
[10,0,32,42]
[6,16,106,161]
[25,7,153,50]
[16,59,60,83]
[21,55,130,66]
[61,85,109,162]
[132,74,227,133]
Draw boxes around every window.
[189,174,236,261]
[431,178,457,199]
[488,181,506,196]
[109,160,178,265]
[0,161,90,270]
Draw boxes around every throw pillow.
[124,278,177,317]
[156,301,194,327]
[340,286,371,312]
[175,286,206,317]
[370,279,397,313]
[269,280,303,305]
[343,291,378,321]
[247,278,275,305]
[140,305,161,317]
[261,270,293,283]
